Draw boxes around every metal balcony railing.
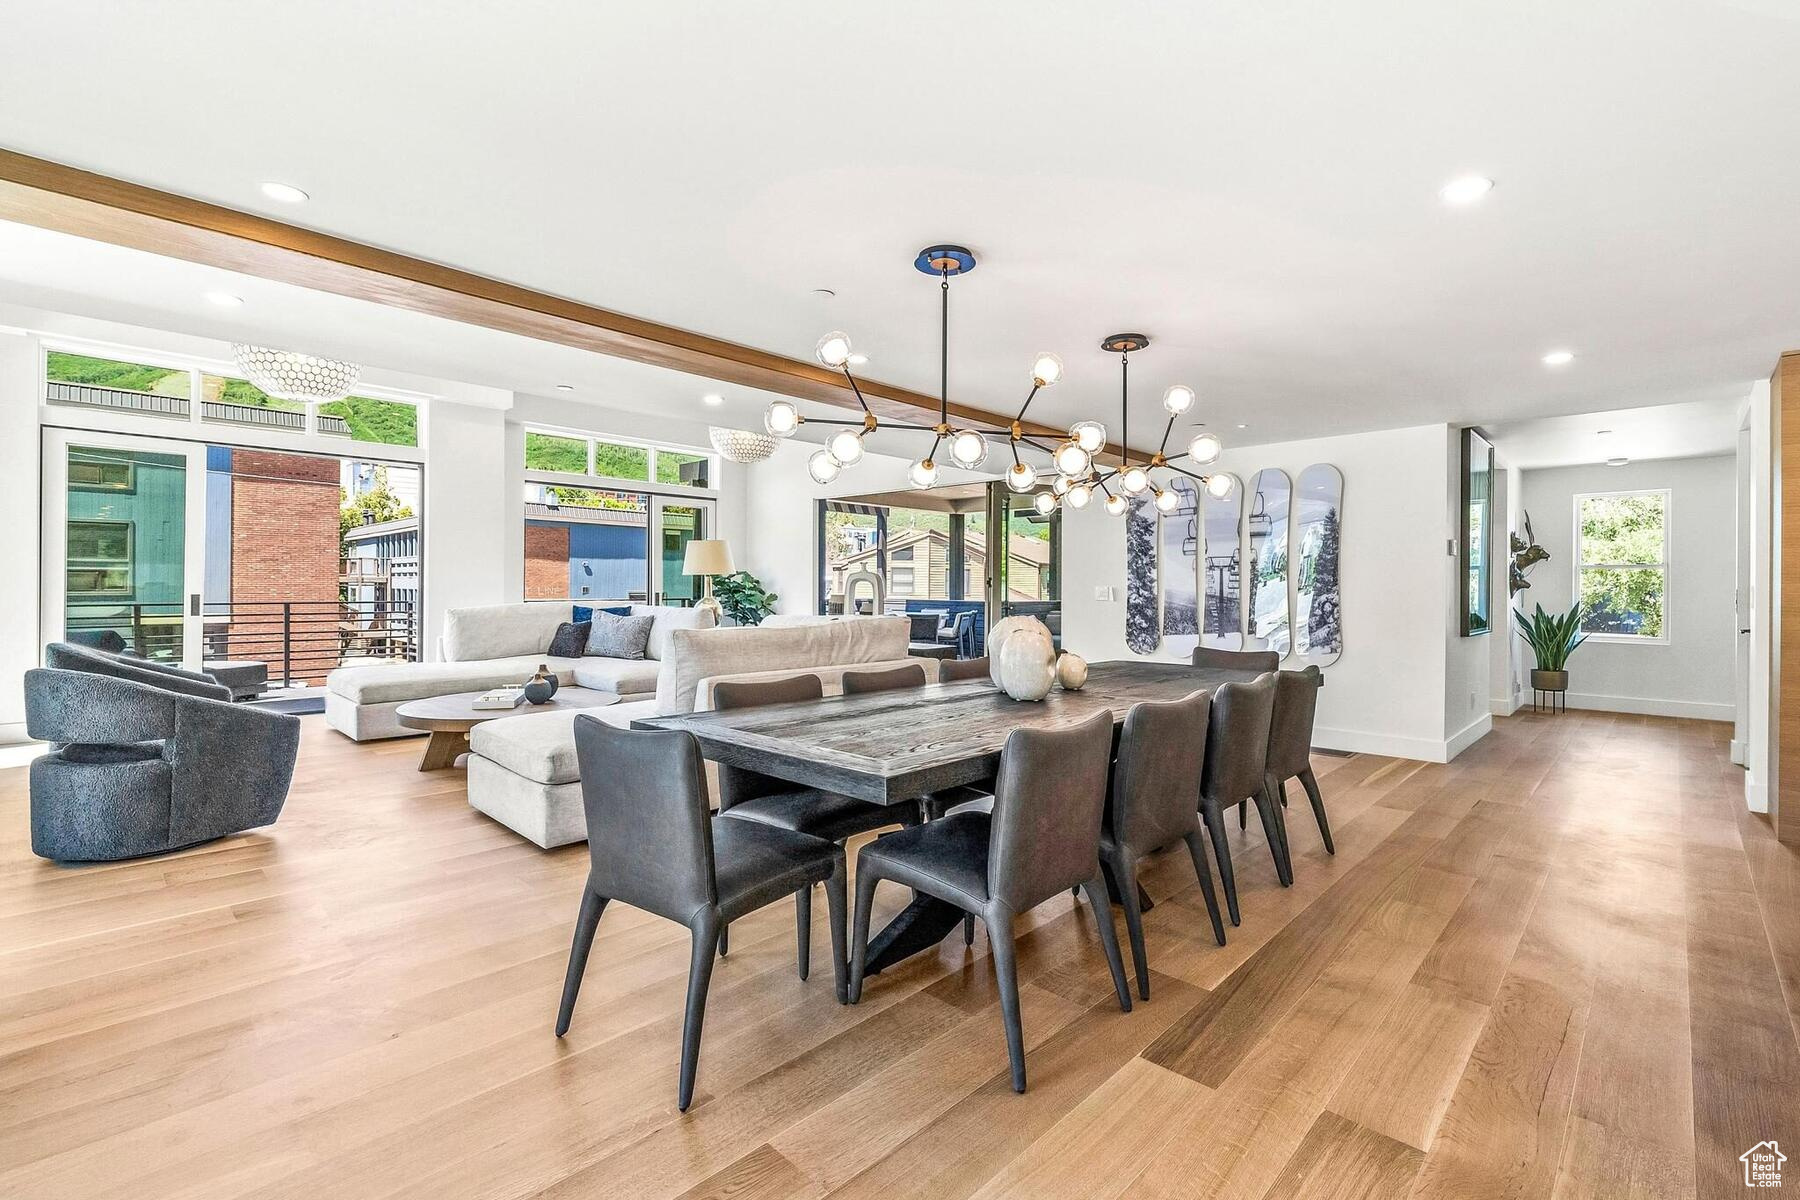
[48,381,352,435]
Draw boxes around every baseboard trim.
[1729,738,1747,766]
[1314,718,1490,765]
[1562,691,1735,722]
[1746,775,1770,814]
[1490,695,1521,717]
[0,741,46,770]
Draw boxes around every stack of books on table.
[471,687,527,711]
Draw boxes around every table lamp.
[683,540,734,622]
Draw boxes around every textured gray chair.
[1102,691,1228,999]
[849,710,1131,1092]
[24,660,299,862]
[713,673,910,958]
[1198,673,1287,926]
[556,717,847,1112]
[937,657,990,683]
[840,662,928,694]
[46,640,234,700]
[1192,646,1280,672]
[1260,665,1332,854]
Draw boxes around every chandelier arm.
[1017,436,1058,455]
[1165,450,1190,462]
[883,423,942,432]
[804,416,871,427]
[1013,384,1041,425]
[926,433,942,463]
[841,367,873,416]
[1166,465,1209,482]
[1158,415,1176,457]
[1119,353,1130,467]
[939,275,950,427]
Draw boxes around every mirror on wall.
[1459,427,1495,636]
[1294,463,1344,665]
[1246,468,1292,656]
[1201,473,1244,650]
[1159,476,1200,658]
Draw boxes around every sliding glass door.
[523,483,714,605]
[41,429,207,669]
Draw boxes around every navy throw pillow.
[547,620,591,658]
[572,604,633,624]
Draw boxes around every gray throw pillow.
[548,621,590,658]
[585,611,655,660]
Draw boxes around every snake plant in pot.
[1513,601,1588,693]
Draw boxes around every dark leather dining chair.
[937,656,990,683]
[555,717,847,1112]
[848,709,1131,1093]
[1103,691,1228,999]
[841,662,928,694]
[713,672,911,959]
[1199,673,1287,927]
[1258,665,1332,854]
[1192,646,1281,672]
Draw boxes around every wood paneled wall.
[1774,352,1800,843]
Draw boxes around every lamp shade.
[683,539,734,577]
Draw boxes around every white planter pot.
[990,616,1056,702]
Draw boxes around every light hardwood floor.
[2,710,1796,1199]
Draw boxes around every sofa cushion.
[326,656,585,705]
[631,604,716,661]
[442,602,573,662]
[570,657,662,696]
[585,611,654,660]
[652,616,909,716]
[547,621,590,658]
[469,709,585,785]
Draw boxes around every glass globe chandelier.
[759,248,1231,512]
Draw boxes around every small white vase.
[1056,652,1089,691]
[991,616,1056,701]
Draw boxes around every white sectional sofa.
[466,615,932,848]
[323,601,715,742]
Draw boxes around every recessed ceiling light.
[1236,423,1248,429]
[204,291,243,308]
[259,181,309,204]
[702,392,724,406]
[1542,350,1575,367]
[1607,456,1629,467]
[847,354,868,366]
[1596,428,1612,435]
[811,288,836,298]
[555,384,575,392]
[1439,175,1494,206]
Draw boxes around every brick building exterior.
[227,450,341,683]
[524,523,570,600]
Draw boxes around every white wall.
[1060,423,1476,762]
[1519,453,1736,721]
[1743,380,1773,812]
[0,331,40,745]
[1490,458,1526,715]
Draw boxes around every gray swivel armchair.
[556,717,848,1112]
[848,709,1132,1093]
[1101,690,1228,1000]
[24,648,300,862]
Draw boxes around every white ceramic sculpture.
[1056,651,1089,691]
[989,616,1056,701]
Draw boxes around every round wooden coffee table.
[394,689,620,771]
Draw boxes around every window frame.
[1572,487,1671,645]
[66,518,134,597]
[520,424,720,501]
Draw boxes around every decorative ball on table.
[987,615,1057,702]
[1055,651,1088,691]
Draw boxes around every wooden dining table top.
[632,659,1309,806]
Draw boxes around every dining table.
[633,659,1306,974]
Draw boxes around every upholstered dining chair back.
[572,717,715,924]
[711,674,824,811]
[1109,690,1211,853]
[1192,646,1281,673]
[1201,673,1278,805]
[987,709,1115,912]
[840,662,928,694]
[937,657,991,683]
[1265,666,1323,779]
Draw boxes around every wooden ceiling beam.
[0,149,1086,445]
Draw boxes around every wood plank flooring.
[1,709,1796,1198]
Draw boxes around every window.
[1575,490,1668,639]
[70,459,135,491]
[67,520,133,595]
[890,567,915,594]
[521,428,715,491]
[46,351,192,419]
[318,396,419,447]
[891,547,914,562]
[525,432,590,473]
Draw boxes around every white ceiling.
[2,0,1796,453]
[1485,395,1744,469]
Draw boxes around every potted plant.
[712,570,778,627]
[1513,601,1587,694]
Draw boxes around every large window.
[522,427,714,490]
[1574,490,1668,640]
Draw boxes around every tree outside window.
[1575,490,1667,638]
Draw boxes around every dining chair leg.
[1182,831,1228,946]
[1080,875,1134,1014]
[554,888,608,1036]
[1238,799,1247,830]
[1254,787,1294,887]
[795,886,812,981]
[718,924,729,958]
[1276,777,1289,807]
[985,909,1028,1093]
[1299,768,1335,854]
[848,867,880,1004]
[963,913,975,945]
[825,858,849,1005]
[678,908,722,1113]
[1108,850,1151,1001]
[1201,800,1241,926]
